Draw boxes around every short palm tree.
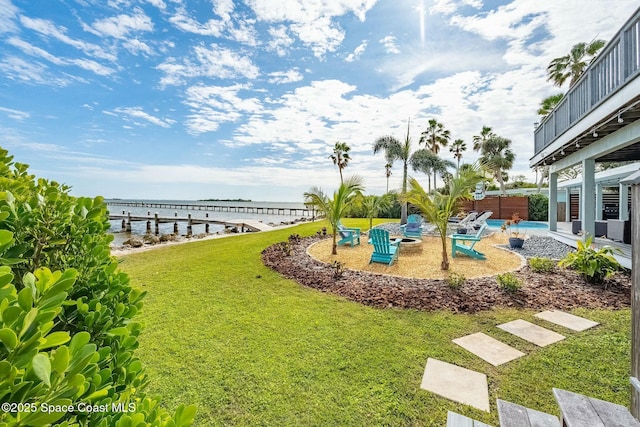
[547,39,606,88]
[373,120,412,224]
[472,125,495,152]
[449,139,466,175]
[358,193,393,231]
[329,141,351,183]
[405,166,484,270]
[304,175,364,255]
[479,136,515,195]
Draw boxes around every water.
[107,199,309,246]
[486,219,549,236]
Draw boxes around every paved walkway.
[420,310,599,413]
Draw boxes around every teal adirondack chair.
[369,228,401,265]
[449,223,488,260]
[400,214,424,239]
[337,222,361,247]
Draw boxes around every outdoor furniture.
[450,223,488,260]
[571,220,608,237]
[607,219,631,243]
[337,223,361,247]
[369,228,401,265]
[497,399,559,427]
[400,214,424,238]
[446,410,492,426]
[553,388,640,427]
[448,211,477,225]
[469,211,492,230]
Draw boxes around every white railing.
[534,7,640,155]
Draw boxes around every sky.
[0,0,638,202]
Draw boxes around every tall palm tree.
[303,175,364,255]
[405,165,484,270]
[384,163,392,193]
[419,119,450,188]
[547,39,606,88]
[449,139,466,175]
[537,93,564,118]
[329,141,351,183]
[472,125,495,152]
[373,120,412,224]
[409,148,438,191]
[479,136,515,195]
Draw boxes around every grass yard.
[118,219,631,426]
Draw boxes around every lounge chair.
[369,228,401,265]
[337,222,361,247]
[448,211,477,225]
[400,214,424,238]
[449,222,488,260]
[468,210,492,230]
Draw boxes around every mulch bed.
[261,236,631,313]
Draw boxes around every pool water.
[486,219,549,229]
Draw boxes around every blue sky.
[0,0,638,201]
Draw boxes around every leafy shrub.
[528,257,556,273]
[559,235,621,284]
[496,272,522,292]
[446,272,466,289]
[528,193,548,221]
[0,148,196,426]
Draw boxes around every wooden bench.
[447,411,492,427]
[553,388,640,426]
[497,399,559,427]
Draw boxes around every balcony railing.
[534,7,640,155]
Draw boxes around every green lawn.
[118,219,631,426]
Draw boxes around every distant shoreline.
[198,198,252,202]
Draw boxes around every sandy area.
[306,233,525,279]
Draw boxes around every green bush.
[559,235,621,284]
[496,272,522,292]
[0,148,196,426]
[528,257,556,273]
[528,193,548,221]
[445,272,466,289]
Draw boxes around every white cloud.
[267,25,295,56]
[123,39,153,55]
[108,107,175,128]
[145,0,167,10]
[345,40,367,62]
[0,0,19,33]
[86,8,154,39]
[379,35,400,54]
[268,68,304,84]
[169,6,225,36]
[430,0,483,15]
[157,43,259,86]
[0,106,29,120]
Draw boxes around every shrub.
[446,272,466,289]
[0,148,196,426]
[497,272,522,292]
[528,193,548,221]
[528,257,556,273]
[331,261,344,279]
[558,235,621,284]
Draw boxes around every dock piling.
[154,213,159,235]
[126,212,132,232]
[187,214,192,236]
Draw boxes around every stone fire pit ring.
[397,237,423,255]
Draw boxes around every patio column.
[620,183,630,220]
[595,183,603,220]
[548,171,558,232]
[581,158,595,237]
[565,188,572,222]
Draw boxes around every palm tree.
[419,119,451,188]
[384,163,392,193]
[538,93,564,118]
[449,139,466,175]
[373,120,412,224]
[547,39,606,88]
[303,175,364,255]
[409,148,439,191]
[405,165,484,270]
[472,125,495,152]
[329,141,351,183]
[358,194,393,231]
[479,136,515,195]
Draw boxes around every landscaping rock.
[143,234,160,244]
[123,237,144,248]
[159,233,178,242]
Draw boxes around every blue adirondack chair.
[369,228,401,265]
[400,214,424,238]
[449,222,488,260]
[337,222,361,247]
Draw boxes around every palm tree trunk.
[497,170,506,195]
[339,168,343,184]
[332,231,337,255]
[401,161,408,224]
[440,235,449,270]
[433,172,438,191]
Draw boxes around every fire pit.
[398,237,423,255]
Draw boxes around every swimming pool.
[486,219,549,229]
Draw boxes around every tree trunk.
[332,231,337,255]
[401,161,408,225]
[440,236,449,270]
[497,170,506,195]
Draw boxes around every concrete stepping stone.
[534,310,599,332]
[453,332,526,366]
[497,319,565,347]
[420,358,490,412]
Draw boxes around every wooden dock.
[106,201,312,216]
[109,212,274,235]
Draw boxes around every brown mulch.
[261,236,631,313]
